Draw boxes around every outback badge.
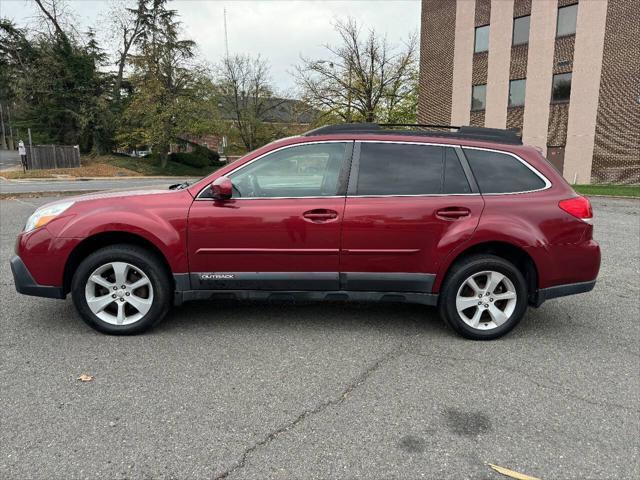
[200,273,235,280]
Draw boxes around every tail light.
[559,196,593,221]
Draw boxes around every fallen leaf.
[489,464,541,480]
[77,374,95,382]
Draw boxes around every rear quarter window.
[463,148,547,193]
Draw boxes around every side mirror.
[211,176,233,200]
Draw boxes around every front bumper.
[10,256,65,299]
[533,279,596,307]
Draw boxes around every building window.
[508,79,526,107]
[471,84,487,111]
[512,15,530,46]
[551,73,572,103]
[556,4,578,37]
[474,25,490,53]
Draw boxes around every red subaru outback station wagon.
[11,124,600,339]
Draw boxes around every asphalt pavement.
[0,195,638,479]
[0,177,193,194]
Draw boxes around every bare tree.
[32,0,78,41]
[294,18,418,123]
[216,54,283,151]
[105,0,145,102]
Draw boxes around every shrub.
[193,145,221,165]
[169,151,209,168]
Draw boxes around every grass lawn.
[574,184,640,198]
[2,154,223,179]
[105,154,224,177]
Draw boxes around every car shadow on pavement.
[21,295,579,341]
[155,299,582,340]
[154,300,451,337]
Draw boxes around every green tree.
[0,1,113,152]
[119,0,214,168]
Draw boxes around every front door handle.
[436,207,471,220]
[303,209,339,222]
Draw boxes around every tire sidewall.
[71,246,171,335]
[440,256,528,340]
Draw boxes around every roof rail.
[303,123,523,145]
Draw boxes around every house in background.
[170,134,220,154]
[419,0,639,184]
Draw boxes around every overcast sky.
[1,0,420,93]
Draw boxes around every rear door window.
[444,148,471,194]
[355,143,444,195]
[463,148,546,193]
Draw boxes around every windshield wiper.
[169,181,190,190]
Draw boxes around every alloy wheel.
[84,262,154,326]
[455,270,517,330]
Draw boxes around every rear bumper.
[533,279,596,307]
[10,256,65,299]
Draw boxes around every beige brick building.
[418,0,639,184]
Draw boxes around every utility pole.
[0,103,7,150]
[346,62,353,123]
[223,8,229,58]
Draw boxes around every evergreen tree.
[120,0,208,167]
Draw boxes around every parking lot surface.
[1,195,638,479]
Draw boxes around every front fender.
[49,190,192,274]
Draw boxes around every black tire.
[71,244,172,335]
[438,254,528,340]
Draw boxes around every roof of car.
[303,123,523,146]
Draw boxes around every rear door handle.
[303,209,339,222]
[436,207,471,220]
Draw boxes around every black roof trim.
[303,123,523,145]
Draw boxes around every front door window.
[230,142,347,198]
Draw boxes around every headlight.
[24,201,75,233]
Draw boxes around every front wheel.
[71,245,172,335]
[438,254,528,340]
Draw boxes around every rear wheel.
[71,245,172,334]
[438,255,528,340]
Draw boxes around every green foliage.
[0,0,326,172]
[170,145,221,168]
[0,19,113,153]
[573,184,640,198]
[193,145,221,165]
[1,1,220,169]
[102,154,223,176]
[117,0,219,168]
[169,152,208,168]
